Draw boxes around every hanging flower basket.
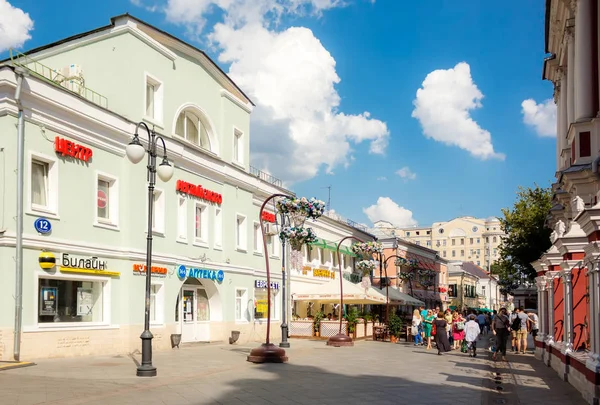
[279,226,317,251]
[356,260,376,276]
[394,257,408,267]
[351,242,383,260]
[421,279,434,288]
[398,272,415,282]
[276,197,326,227]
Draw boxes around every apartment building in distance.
[373,216,505,269]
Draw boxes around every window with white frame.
[214,208,222,248]
[235,288,249,322]
[177,197,187,241]
[151,189,165,234]
[175,108,211,150]
[194,203,208,244]
[233,128,243,163]
[30,154,58,214]
[150,283,164,325]
[38,277,106,324]
[270,233,280,257]
[253,222,263,254]
[95,173,118,226]
[144,74,163,123]
[236,214,247,251]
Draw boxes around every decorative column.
[567,28,576,126]
[561,265,575,354]
[586,259,600,371]
[559,69,568,168]
[536,276,548,343]
[574,0,595,121]
[546,272,556,348]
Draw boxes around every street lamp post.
[125,122,174,377]
[279,212,290,348]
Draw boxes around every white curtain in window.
[31,161,48,206]
[195,206,203,239]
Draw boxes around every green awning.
[340,246,356,257]
[309,238,327,249]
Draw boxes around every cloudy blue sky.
[1,0,555,228]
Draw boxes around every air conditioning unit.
[57,64,85,94]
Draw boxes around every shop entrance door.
[180,286,211,342]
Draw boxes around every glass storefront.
[38,278,104,323]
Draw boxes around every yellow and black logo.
[39,252,56,269]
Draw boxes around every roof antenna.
[321,185,331,213]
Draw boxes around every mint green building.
[0,14,295,360]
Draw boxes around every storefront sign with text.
[60,253,119,276]
[313,268,335,279]
[261,212,276,223]
[55,137,93,162]
[176,180,222,205]
[255,280,279,289]
[133,264,167,277]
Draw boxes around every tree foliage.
[497,185,553,283]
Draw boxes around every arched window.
[175,109,211,150]
[492,236,497,243]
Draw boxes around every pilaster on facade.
[586,258,600,372]
[535,274,549,342]
[545,270,560,348]
[560,262,576,354]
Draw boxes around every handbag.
[460,340,468,353]
[411,326,418,336]
[455,321,465,331]
[431,322,437,336]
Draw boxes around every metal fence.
[249,165,283,188]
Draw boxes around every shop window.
[30,153,58,215]
[38,278,105,324]
[95,173,119,228]
[214,208,222,249]
[177,197,187,241]
[150,283,164,325]
[253,222,263,254]
[194,203,208,245]
[144,73,163,124]
[151,189,165,234]
[236,214,247,251]
[197,289,210,321]
[254,287,279,320]
[233,128,243,164]
[175,109,211,151]
[235,288,249,322]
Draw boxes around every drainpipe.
[14,68,26,362]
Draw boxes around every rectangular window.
[30,154,58,214]
[150,283,164,325]
[144,73,163,124]
[477,249,481,255]
[194,203,208,244]
[452,250,456,257]
[236,214,247,250]
[580,131,591,157]
[443,251,447,258]
[233,129,243,163]
[477,261,480,266]
[460,250,464,256]
[460,238,464,245]
[152,189,165,234]
[235,288,249,322]
[443,240,447,246]
[452,239,456,246]
[38,278,105,324]
[493,248,497,256]
[572,138,576,162]
[426,241,431,247]
[406,232,411,236]
[416,241,421,246]
[177,197,187,241]
[214,208,222,248]
[253,222,263,253]
[95,173,119,227]
[470,238,473,245]
[254,288,279,320]
[477,238,480,244]
[416,231,420,235]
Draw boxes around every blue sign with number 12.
[34,218,52,234]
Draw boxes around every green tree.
[498,185,553,283]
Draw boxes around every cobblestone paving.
[0,336,589,405]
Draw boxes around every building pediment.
[575,206,600,236]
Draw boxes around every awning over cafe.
[308,238,356,256]
[292,278,386,304]
[372,286,425,306]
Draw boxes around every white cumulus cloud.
[395,166,416,181]
[521,98,556,137]
[412,62,505,161]
[0,0,34,52]
[363,197,417,228]
[157,0,389,183]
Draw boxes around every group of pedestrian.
[410,305,539,359]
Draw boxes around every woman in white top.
[411,309,423,346]
[464,314,481,357]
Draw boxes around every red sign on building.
[176,180,222,205]
[261,211,276,223]
[54,137,93,162]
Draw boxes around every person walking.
[444,309,453,346]
[411,309,423,346]
[509,310,518,352]
[492,307,510,361]
[514,307,531,354]
[434,312,452,355]
[464,314,481,357]
[452,311,466,350]
[528,310,539,340]
[476,311,487,335]
[423,309,435,350]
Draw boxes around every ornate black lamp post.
[125,122,174,377]
[279,212,290,348]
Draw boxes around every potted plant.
[345,307,359,338]
[313,311,325,337]
[387,313,404,343]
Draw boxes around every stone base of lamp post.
[247,343,289,363]
[326,333,354,347]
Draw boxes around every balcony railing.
[9,49,108,109]
[322,210,369,233]
[249,165,283,188]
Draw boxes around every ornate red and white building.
[534,1,600,403]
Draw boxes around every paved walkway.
[0,335,590,405]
